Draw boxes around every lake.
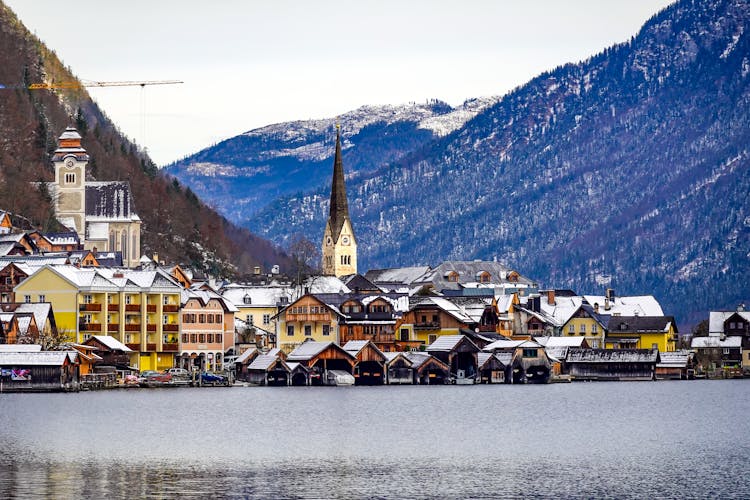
[1,381,749,499]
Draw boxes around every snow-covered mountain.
[168,0,750,327]
[164,97,499,221]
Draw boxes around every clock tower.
[322,126,357,277]
[51,127,89,238]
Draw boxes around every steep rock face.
[0,1,290,275]
[164,98,499,221]
[244,0,750,326]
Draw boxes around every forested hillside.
[0,2,290,276]
[240,0,748,327]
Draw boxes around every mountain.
[163,97,499,221]
[0,1,291,276]
[171,0,750,328]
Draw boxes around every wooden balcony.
[162,343,179,352]
[107,323,119,332]
[146,305,157,313]
[163,305,179,313]
[147,324,157,332]
[163,324,179,332]
[413,321,441,330]
[125,304,140,312]
[146,343,157,352]
[108,304,119,312]
[126,343,140,351]
[287,313,331,322]
[79,323,102,332]
[124,323,141,332]
[478,325,497,332]
[79,303,102,312]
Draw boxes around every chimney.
[254,266,261,275]
[739,303,746,312]
[594,303,599,314]
[546,290,556,306]
[606,288,615,302]
[152,253,159,265]
[92,246,97,254]
[604,297,611,311]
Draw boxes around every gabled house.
[483,339,552,383]
[404,351,451,384]
[605,316,677,352]
[396,296,476,347]
[179,288,237,372]
[691,336,743,373]
[565,348,659,381]
[0,211,12,234]
[82,335,136,372]
[286,341,356,385]
[709,307,750,369]
[426,334,480,384]
[343,340,387,385]
[274,294,344,352]
[0,262,32,303]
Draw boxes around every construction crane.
[0,79,183,90]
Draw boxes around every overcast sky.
[5,0,674,165]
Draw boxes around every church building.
[321,126,357,277]
[51,127,142,267]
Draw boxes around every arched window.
[243,294,252,305]
[109,231,115,252]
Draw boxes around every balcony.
[79,303,102,312]
[107,323,119,333]
[162,343,179,352]
[126,343,140,351]
[146,343,157,352]
[147,324,157,332]
[413,321,441,330]
[124,323,141,332]
[108,304,119,312]
[163,324,179,332]
[146,305,157,313]
[287,313,331,322]
[125,304,140,312]
[79,323,102,332]
[163,305,179,313]
[478,324,497,332]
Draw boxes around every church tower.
[322,126,357,276]
[51,127,88,237]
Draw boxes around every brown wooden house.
[404,352,450,385]
[425,334,480,384]
[0,263,30,303]
[286,341,356,386]
[0,351,80,392]
[343,340,387,385]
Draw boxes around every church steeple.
[322,125,357,276]
[328,126,351,242]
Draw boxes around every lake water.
[1,381,749,499]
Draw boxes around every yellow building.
[604,316,678,352]
[15,265,182,370]
[220,284,290,346]
[396,297,474,348]
[275,294,342,353]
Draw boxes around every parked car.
[201,372,229,386]
[138,370,172,387]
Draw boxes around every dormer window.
[64,173,76,184]
[477,271,491,283]
[243,294,252,305]
[445,271,459,282]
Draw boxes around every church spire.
[328,125,351,242]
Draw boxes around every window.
[592,324,598,333]
[263,314,270,325]
[190,334,197,343]
[24,295,31,303]
[4,277,11,285]
[580,324,586,334]
[247,315,254,326]
[304,325,312,337]
[198,334,206,343]
[522,348,538,358]
[592,340,599,348]
[84,295,93,304]
[199,314,205,323]
[64,172,76,184]
[428,334,437,344]
[322,325,330,336]
[243,295,252,305]
[163,296,169,305]
[568,324,575,334]
[38,295,45,302]
[163,315,169,324]
[182,334,188,343]
[400,328,409,341]
[125,295,132,305]
[723,348,730,355]
[287,325,294,336]
[207,334,214,343]
[216,334,222,344]
[121,231,128,261]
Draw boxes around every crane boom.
[1,80,183,90]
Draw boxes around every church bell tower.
[51,127,89,238]
[321,126,357,277]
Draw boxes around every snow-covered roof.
[287,341,335,361]
[411,296,475,324]
[27,265,181,292]
[483,339,542,351]
[13,303,53,331]
[426,334,478,352]
[477,352,507,368]
[86,222,109,240]
[534,336,587,348]
[364,266,432,288]
[91,335,132,352]
[709,310,750,335]
[236,347,258,364]
[247,354,281,371]
[582,295,664,317]
[182,288,238,312]
[342,340,369,354]
[691,336,742,348]
[565,348,658,363]
[0,351,77,366]
[305,276,350,294]
[657,350,692,368]
[0,344,42,352]
[85,181,138,222]
[221,285,291,308]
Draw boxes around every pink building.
[178,289,237,371]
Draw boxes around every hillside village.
[0,127,748,391]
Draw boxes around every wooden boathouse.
[343,340,387,385]
[287,341,356,385]
[565,348,659,381]
[404,352,450,385]
[0,350,80,392]
[426,335,480,384]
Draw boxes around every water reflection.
[1,381,749,498]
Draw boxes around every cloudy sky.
[6,0,673,165]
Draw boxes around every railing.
[78,323,101,332]
[124,324,141,332]
[146,343,157,351]
[107,323,119,332]
[413,321,441,330]
[108,304,119,312]
[126,343,140,351]
[146,305,157,313]
[162,344,179,352]
[163,305,179,313]
[147,324,157,332]
[79,303,102,312]
[286,314,331,322]
[478,325,497,332]
[125,304,140,312]
[163,324,179,332]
